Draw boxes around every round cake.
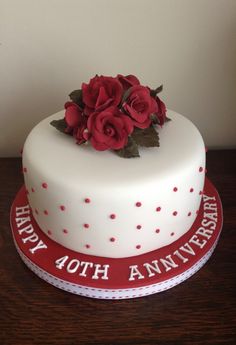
[22,109,205,258]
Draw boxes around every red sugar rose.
[64,102,83,129]
[82,75,123,114]
[87,106,134,151]
[73,117,88,145]
[122,85,154,129]
[117,74,140,91]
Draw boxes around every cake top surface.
[23,110,204,189]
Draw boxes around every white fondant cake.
[22,110,205,258]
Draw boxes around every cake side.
[22,110,206,258]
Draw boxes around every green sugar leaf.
[150,85,163,98]
[69,89,84,107]
[50,119,68,134]
[115,136,140,158]
[131,126,159,147]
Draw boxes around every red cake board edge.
[10,178,223,300]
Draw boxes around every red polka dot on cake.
[42,182,48,189]
[171,232,175,236]
[110,214,116,219]
[173,187,178,192]
[156,207,161,212]
[173,211,178,216]
[136,225,142,230]
[63,229,68,234]
[44,210,48,215]
[84,198,91,203]
[136,245,141,249]
[155,228,160,233]
[85,244,91,249]
[199,167,203,172]
[31,187,35,193]
[110,237,116,242]
[199,190,203,195]
[136,202,142,207]
[83,223,90,229]
[60,205,66,211]
[23,167,27,173]
[47,230,52,236]
[190,188,194,193]
[35,209,39,215]
[188,212,192,217]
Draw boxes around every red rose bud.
[117,74,140,91]
[155,96,167,126]
[87,106,134,151]
[82,75,123,114]
[122,85,153,129]
[64,102,83,128]
[73,117,88,145]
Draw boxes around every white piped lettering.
[160,255,178,272]
[196,227,213,239]
[55,256,69,269]
[204,203,217,211]
[18,223,34,235]
[92,264,109,280]
[29,240,47,254]
[79,262,93,277]
[22,232,39,244]
[67,259,80,273]
[204,212,218,222]
[189,235,207,249]
[129,265,145,281]
[16,205,30,217]
[202,218,217,230]
[143,260,161,277]
[203,195,216,202]
[16,216,31,228]
[173,250,189,263]
[179,243,196,256]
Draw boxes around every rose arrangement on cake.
[51,74,169,157]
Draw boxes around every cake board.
[10,178,223,299]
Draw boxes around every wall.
[1,0,236,156]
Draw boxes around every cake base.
[10,178,222,299]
